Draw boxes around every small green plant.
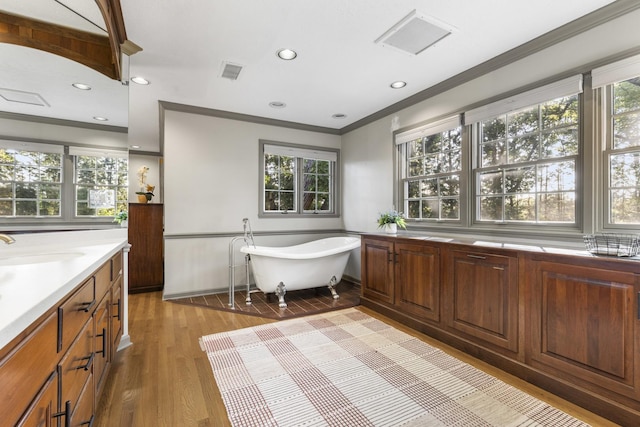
[377,210,406,229]
[113,210,128,224]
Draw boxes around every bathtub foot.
[275,282,287,308]
[328,276,339,300]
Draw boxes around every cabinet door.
[447,250,518,353]
[527,259,640,399]
[93,295,110,399]
[0,311,58,427]
[111,276,123,357]
[69,373,94,427]
[128,203,164,293]
[17,371,58,427]
[395,242,440,323]
[59,319,93,415]
[361,238,395,304]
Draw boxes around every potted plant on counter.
[377,209,406,234]
[113,210,128,227]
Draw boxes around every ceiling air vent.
[375,10,455,55]
[0,88,50,106]
[220,62,243,80]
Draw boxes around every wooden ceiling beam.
[0,0,139,81]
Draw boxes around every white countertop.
[0,229,129,349]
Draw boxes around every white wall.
[162,111,343,297]
[0,117,128,148]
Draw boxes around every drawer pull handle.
[80,414,95,427]
[113,299,121,321]
[57,307,63,353]
[493,266,505,271]
[467,254,487,260]
[77,352,95,371]
[97,328,107,356]
[80,299,96,313]
[52,400,71,427]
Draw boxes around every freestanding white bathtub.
[240,236,361,308]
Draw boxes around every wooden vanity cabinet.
[360,234,640,424]
[395,242,441,323]
[445,248,519,355]
[361,237,395,304]
[361,237,441,323]
[0,250,124,427]
[526,254,640,402]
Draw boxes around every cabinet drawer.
[58,277,95,354]
[0,311,58,427]
[59,318,93,413]
[95,262,111,303]
[111,250,122,282]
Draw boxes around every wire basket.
[583,233,640,257]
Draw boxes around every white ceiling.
[0,0,621,153]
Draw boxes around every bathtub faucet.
[0,233,15,244]
[242,218,256,248]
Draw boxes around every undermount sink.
[0,252,84,266]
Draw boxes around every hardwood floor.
[95,291,619,426]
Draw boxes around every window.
[0,141,128,221]
[397,116,462,221]
[464,75,583,226]
[74,153,128,217]
[474,95,579,223]
[606,76,640,224]
[261,141,338,216]
[593,55,640,227]
[0,142,63,217]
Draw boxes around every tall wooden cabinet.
[128,203,164,293]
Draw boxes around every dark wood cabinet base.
[361,295,640,426]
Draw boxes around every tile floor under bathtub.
[169,281,361,320]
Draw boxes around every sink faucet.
[0,234,15,245]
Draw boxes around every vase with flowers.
[135,165,155,203]
[377,209,406,234]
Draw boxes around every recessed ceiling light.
[332,113,347,119]
[390,81,407,89]
[72,83,91,90]
[269,101,286,108]
[93,116,108,121]
[131,76,150,85]
[276,48,297,60]
[131,145,140,149]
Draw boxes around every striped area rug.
[200,308,589,427]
